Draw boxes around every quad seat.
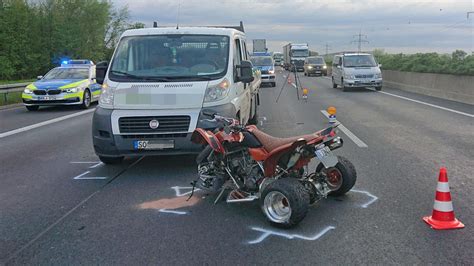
[249,127,320,152]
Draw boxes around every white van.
[331,53,382,91]
[92,23,260,164]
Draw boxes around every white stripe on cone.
[436,182,450,192]
[433,200,454,212]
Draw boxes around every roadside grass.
[0,91,23,106]
[0,79,35,85]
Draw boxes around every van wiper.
[110,71,171,82]
[165,76,215,81]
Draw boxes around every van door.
[233,38,251,124]
[333,56,342,84]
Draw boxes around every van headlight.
[375,73,382,79]
[323,65,327,69]
[99,82,114,107]
[204,78,229,102]
[344,74,355,80]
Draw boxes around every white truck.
[283,43,309,72]
[253,39,267,53]
[92,22,261,164]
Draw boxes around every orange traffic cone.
[423,167,464,230]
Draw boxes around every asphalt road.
[1,70,473,264]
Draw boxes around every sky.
[114,0,473,54]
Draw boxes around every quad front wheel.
[260,178,310,228]
[316,156,357,196]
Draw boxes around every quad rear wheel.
[316,156,357,196]
[260,178,310,228]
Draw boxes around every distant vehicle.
[251,55,276,87]
[22,60,100,111]
[304,56,327,76]
[283,43,309,72]
[92,22,262,164]
[253,39,267,53]
[273,52,284,66]
[331,53,382,91]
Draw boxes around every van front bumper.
[344,78,382,88]
[92,104,236,157]
[261,74,276,83]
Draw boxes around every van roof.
[121,27,244,38]
[342,53,372,56]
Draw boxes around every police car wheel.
[26,105,39,111]
[99,156,124,165]
[81,89,91,109]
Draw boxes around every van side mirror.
[236,60,254,84]
[336,65,341,69]
[37,75,43,80]
[96,61,109,85]
[378,64,382,68]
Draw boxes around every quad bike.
[190,108,356,228]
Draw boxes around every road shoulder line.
[0,108,95,139]
[321,110,368,148]
[378,91,473,118]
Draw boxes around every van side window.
[234,39,242,81]
[338,57,343,66]
[333,57,338,67]
[242,40,248,60]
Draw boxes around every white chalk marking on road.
[158,209,188,215]
[321,110,368,148]
[89,162,103,169]
[70,161,103,169]
[378,91,474,118]
[171,186,201,197]
[73,170,108,180]
[0,108,95,139]
[351,189,378,208]
[247,226,335,245]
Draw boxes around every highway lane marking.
[321,110,368,148]
[0,108,95,139]
[351,189,378,208]
[378,91,474,118]
[247,226,335,245]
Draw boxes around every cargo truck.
[283,43,309,72]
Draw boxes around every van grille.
[355,74,374,79]
[119,116,191,134]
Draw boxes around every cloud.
[113,0,473,53]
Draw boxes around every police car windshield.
[307,57,324,64]
[343,55,377,67]
[251,57,273,66]
[109,34,230,82]
[43,68,89,80]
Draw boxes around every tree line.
[373,49,474,76]
[0,0,143,80]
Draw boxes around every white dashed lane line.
[320,110,368,148]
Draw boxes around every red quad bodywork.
[192,124,335,177]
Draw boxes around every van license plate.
[133,140,174,150]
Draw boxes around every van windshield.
[307,57,324,64]
[251,57,273,66]
[343,55,377,67]
[109,35,230,82]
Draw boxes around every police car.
[22,60,101,111]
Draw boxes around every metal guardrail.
[0,82,30,93]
